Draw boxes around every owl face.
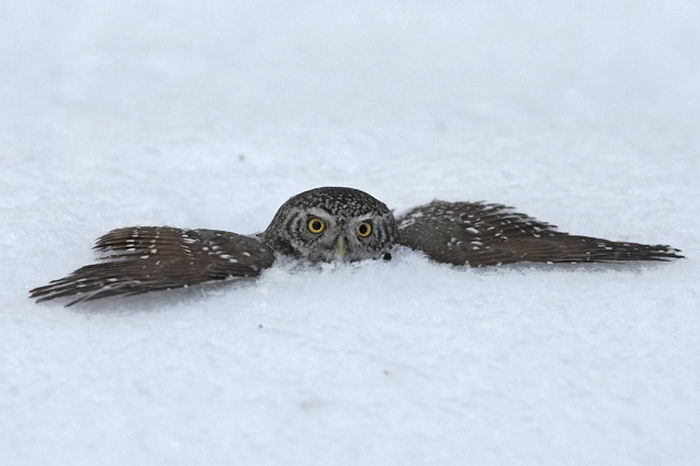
[263,187,398,263]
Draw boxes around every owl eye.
[307,218,326,234]
[357,222,372,237]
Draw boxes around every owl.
[30,186,683,306]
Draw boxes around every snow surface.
[2,1,700,465]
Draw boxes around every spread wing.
[30,226,275,306]
[397,201,684,267]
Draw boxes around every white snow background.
[1,1,699,465]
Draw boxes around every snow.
[1,1,699,465]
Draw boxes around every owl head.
[263,187,398,263]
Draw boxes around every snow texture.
[1,1,699,465]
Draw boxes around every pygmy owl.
[30,187,683,305]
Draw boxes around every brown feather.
[397,201,684,267]
[30,227,275,305]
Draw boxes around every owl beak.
[334,235,347,259]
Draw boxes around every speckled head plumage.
[262,187,398,263]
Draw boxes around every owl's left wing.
[30,226,275,306]
[396,201,683,267]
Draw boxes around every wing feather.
[397,201,683,267]
[30,226,275,305]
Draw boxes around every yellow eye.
[357,222,372,237]
[307,218,326,234]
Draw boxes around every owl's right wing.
[30,226,275,306]
[396,201,683,267]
